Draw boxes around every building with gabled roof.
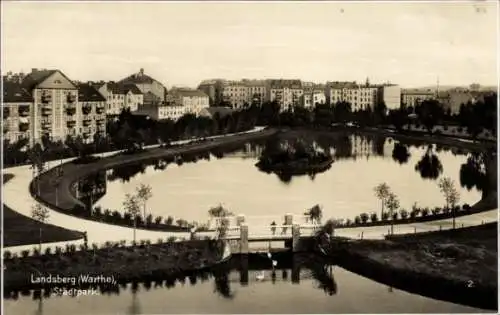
[97,81,144,115]
[118,68,167,102]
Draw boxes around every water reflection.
[3,254,337,303]
[103,132,488,195]
[414,145,444,180]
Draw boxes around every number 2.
[467,280,474,288]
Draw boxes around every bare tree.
[385,192,400,235]
[123,193,141,244]
[31,204,50,251]
[374,183,391,219]
[438,177,461,229]
[136,183,152,219]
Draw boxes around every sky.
[1,1,498,89]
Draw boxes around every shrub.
[381,212,390,221]
[104,209,112,217]
[33,248,41,257]
[79,244,87,252]
[21,250,30,258]
[55,246,63,255]
[370,212,378,222]
[359,213,369,223]
[354,216,361,225]
[131,240,137,247]
[112,211,122,222]
[157,238,164,244]
[345,219,352,226]
[462,204,471,212]
[92,243,99,251]
[124,212,132,222]
[452,205,461,213]
[457,126,463,133]
[146,214,154,226]
[421,208,429,216]
[391,212,398,220]
[145,239,152,245]
[431,207,441,215]
[4,251,12,260]
[94,206,102,217]
[119,240,127,247]
[165,216,174,225]
[167,236,176,243]
[155,216,163,225]
[399,209,409,219]
[443,207,451,213]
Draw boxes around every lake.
[92,132,483,226]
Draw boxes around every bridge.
[197,213,323,253]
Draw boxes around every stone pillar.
[236,215,245,226]
[284,213,293,226]
[239,224,249,254]
[292,224,301,252]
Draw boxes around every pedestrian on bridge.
[270,221,277,235]
[281,221,288,235]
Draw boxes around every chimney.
[140,68,144,75]
[31,68,38,74]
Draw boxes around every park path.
[2,127,266,255]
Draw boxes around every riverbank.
[333,223,498,310]
[2,174,84,247]
[3,239,223,292]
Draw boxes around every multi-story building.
[325,81,379,111]
[301,87,326,109]
[20,69,80,144]
[2,81,33,143]
[96,82,144,115]
[168,88,210,115]
[437,89,489,114]
[222,81,249,109]
[378,84,401,110]
[77,83,107,142]
[401,89,435,107]
[267,79,303,112]
[134,103,187,121]
[242,79,267,107]
[197,79,226,106]
[2,69,110,145]
[118,68,167,103]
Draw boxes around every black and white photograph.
[1,1,498,314]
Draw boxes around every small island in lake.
[255,137,334,177]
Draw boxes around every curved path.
[2,127,269,255]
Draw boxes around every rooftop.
[2,81,33,103]
[77,83,106,102]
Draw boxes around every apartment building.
[77,83,107,142]
[2,81,33,143]
[221,81,249,109]
[325,81,379,111]
[118,68,167,102]
[242,79,267,106]
[198,79,225,106]
[267,79,303,112]
[378,84,402,110]
[401,89,435,107]
[168,88,210,115]
[96,82,144,115]
[437,89,489,114]
[301,87,326,109]
[134,103,186,121]
[19,69,81,144]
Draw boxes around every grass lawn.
[3,173,84,247]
